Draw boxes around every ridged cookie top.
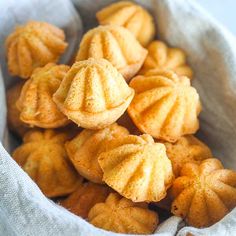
[88,193,159,234]
[60,182,110,219]
[171,158,236,227]
[140,41,193,78]
[128,70,201,142]
[16,63,70,128]
[75,25,147,80]
[96,1,155,46]
[65,123,129,183]
[53,58,135,129]
[6,21,68,78]
[164,135,212,176]
[12,129,82,197]
[98,134,174,202]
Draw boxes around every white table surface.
[198,0,236,35]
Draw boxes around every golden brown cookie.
[75,25,147,81]
[7,82,29,137]
[164,135,212,176]
[60,182,111,218]
[16,63,70,128]
[53,58,134,129]
[6,21,68,79]
[96,1,155,46]
[12,129,82,197]
[171,158,236,228]
[140,41,193,78]
[65,123,129,183]
[98,134,174,202]
[88,193,159,234]
[128,70,201,142]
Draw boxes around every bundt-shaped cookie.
[65,123,129,183]
[140,41,193,78]
[171,158,236,228]
[96,1,155,46]
[128,70,201,142]
[16,63,70,128]
[60,182,111,218]
[12,129,82,197]
[88,193,159,234]
[164,135,212,176]
[53,58,135,129]
[6,21,68,79]
[98,134,174,202]
[75,25,147,80]
[7,82,29,137]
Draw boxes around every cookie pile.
[6,1,236,234]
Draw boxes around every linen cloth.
[0,0,236,235]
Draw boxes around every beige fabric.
[0,0,236,235]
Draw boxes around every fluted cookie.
[75,25,147,80]
[96,1,155,46]
[140,40,193,78]
[12,129,82,197]
[65,123,129,183]
[60,182,110,218]
[53,58,134,129]
[16,63,70,128]
[88,193,159,234]
[98,134,174,202]
[171,158,236,227]
[164,135,212,176]
[6,21,67,78]
[128,70,201,142]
